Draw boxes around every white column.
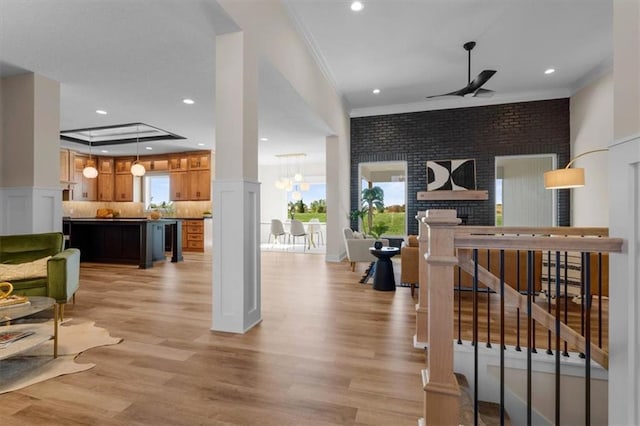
[609,1,640,424]
[212,31,261,333]
[0,73,62,235]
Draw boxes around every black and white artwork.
[427,159,476,191]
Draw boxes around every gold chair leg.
[350,262,355,272]
[59,303,65,322]
[53,303,59,359]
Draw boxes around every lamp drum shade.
[544,167,585,189]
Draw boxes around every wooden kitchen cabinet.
[72,153,97,201]
[182,220,204,252]
[188,152,210,170]
[189,170,210,200]
[60,149,71,182]
[114,174,133,202]
[115,157,135,174]
[169,154,188,172]
[97,157,114,201]
[170,171,189,201]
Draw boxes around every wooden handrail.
[455,234,623,253]
[455,226,609,237]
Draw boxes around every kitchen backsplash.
[63,201,212,218]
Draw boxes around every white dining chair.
[288,219,308,251]
[268,219,287,245]
[307,218,324,246]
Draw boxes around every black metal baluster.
[487,249,492,348]
[531,249,537,354]
[547,250,553,355]
[563,251,569,357]
[598,252,603,348]
[555,251,562,425]
[516,249,522,352]
[500,250,505,426]
[527,250,533,426]
[585,252,592,426]
[473,249,479,426]
[579,252,586,359]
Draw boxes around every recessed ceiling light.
[372,88,381,94]
[145,147,153,150]
[100,150,109,153]
[182,98,195,105]
[96,110,107,115]
[544,68,555,75]
[260,137,269,142]
[351,1,363,11]
[197,143,205,146]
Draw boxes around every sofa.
[400,235,419,297]
[343,227,389,272]
[0,232,80,317]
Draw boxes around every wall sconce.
[544,148,607,189]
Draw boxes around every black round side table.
[369,246,400,291]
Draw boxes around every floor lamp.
[544,148,608,189]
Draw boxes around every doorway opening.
[358,161,407,238]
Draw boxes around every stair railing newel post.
[415,212,429,347]
[420,209,461,426]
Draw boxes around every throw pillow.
[0,256,51,281]
[352,231,364,239]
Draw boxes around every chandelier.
[274,153,310,200]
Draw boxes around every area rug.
[0,321,122,394]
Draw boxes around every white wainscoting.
[0,187,62,235]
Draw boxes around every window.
[144,174,170,209]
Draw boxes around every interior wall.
[351,99,571,235]
[570,72,612,227]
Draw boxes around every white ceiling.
[0,0,612,166]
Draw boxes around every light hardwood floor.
[0,254,425,425]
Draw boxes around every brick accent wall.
[350,99,570,235]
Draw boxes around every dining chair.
[307,218,324,246]
[268,219,287,245]
[288,219,308,251]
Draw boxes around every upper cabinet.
[62,150,212,202]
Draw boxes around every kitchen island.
[64,218,183,268]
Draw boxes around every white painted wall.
[570,72,612,226]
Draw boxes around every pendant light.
[130,124,146,176]
[82,131,98,179]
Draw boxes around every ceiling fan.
[427,41,496,99]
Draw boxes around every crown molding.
[349,89,571,118]
[569,55,613,95]
[283,2,351,112]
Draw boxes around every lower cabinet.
[182,220,204,252]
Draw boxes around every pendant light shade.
[82,131,98,179]
[131,162,146,177]
[82,164,98,179]
[131,124,146,176]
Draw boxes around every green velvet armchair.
[0,232,80,318]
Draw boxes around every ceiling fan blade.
[473,88,495,98]
[466,70,496,93]
[426,90,465,99]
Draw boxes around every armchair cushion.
[0,256,50,281]
[343,227,389,264]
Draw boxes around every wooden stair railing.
[456,249,609,368]
[417,210,623,426]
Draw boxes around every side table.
[369,247,400,291]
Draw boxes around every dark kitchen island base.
[65,218,183,268]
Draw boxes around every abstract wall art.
[427,159,476,191]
